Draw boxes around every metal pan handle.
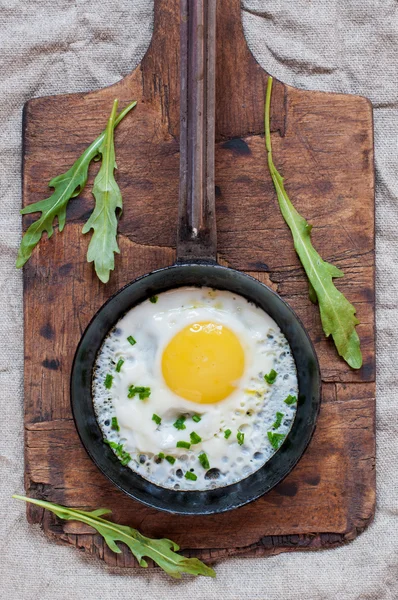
[177,0,217,263]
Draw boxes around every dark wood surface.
[22,0,375,567]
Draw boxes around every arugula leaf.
[82,99,122,283]
[264,76,362,370]
[16,100,137,270]
[13,495,215,579]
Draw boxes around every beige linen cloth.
[1,1,397,598]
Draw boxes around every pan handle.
[177,0,217,263]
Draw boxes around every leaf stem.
[265,77,273,154]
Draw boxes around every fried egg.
[93,287,298,490]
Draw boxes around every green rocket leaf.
[13,495,216,579]
[264,76,362,369]
[82,99,123,283]
[16,100,137,270]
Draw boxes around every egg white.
[93,287,298,490]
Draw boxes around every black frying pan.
[71,0,321,516]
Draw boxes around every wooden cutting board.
[22,0,375,566]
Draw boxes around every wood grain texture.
[22,0,375,567]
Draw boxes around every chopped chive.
[165,455,176,465]
[127,335,136,346]
[104,374,113,389]
[190,431,202,445]
[152,413,161,425]
[120,452,131,466]
[149,295,158,304]
[185,471,197,481]
[115,358,124,373]
[267,431,285,450]
[264,369,278,384]
[173,416,186,430]
[284,394,297,405]
[104,439,131,465]
[237,431,245,446]
[111,416,119,431]
[192,414,201,423]
[176,441,191,449]
[158,452,165,459]
[198,452,210,470]
[127,385,136,398]
[272,411,284,429]
[128,385,151,400]
[224,429,232,439]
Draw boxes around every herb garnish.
[173,416,186,430]
[237,431,245,446]
[284,394,297,406]
[190,432,202,445]
[82,100,124,282]
[224,429,232,439]
[192,414,201,423]
[111,417,119,431]
[13,495,215,579]
[16,101,137,277]
[267,431,285,450]
[264,369,277,384]
[127,335,136,346]
[272,412,284,429]
[149,296,158,304]
[265,76,362,369]
[185,472,197,481]
[105,440,131,465]
[158,452,165,460]
[152,414,161,426]
[104,374,113,389]
[176,441,191,450]
[165,455,176,465]
[115,358,124,372]
[128,386,151,400]
[198,453,210,470]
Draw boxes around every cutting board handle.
[139,0,287,141]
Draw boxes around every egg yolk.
[161,321,245,404]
